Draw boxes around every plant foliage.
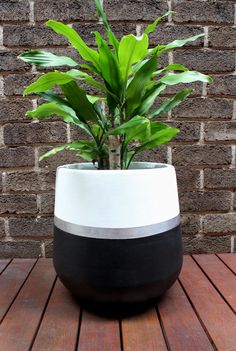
[19,1,212,169]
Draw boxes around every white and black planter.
[53,162,182,316]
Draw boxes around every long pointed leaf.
[60,81,98,122]
[46,20,100,70]
[118,34,148,82]
[144,11,172,35]
[148,88,192,118]
[19,50,78,67]
[159,71,213,85]
[125,54,157,117]
[23,72,74,96]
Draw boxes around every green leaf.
[26,102,77,121]
[39,140,98,162]
[153,64,189,76]
[110,116,150,136]
[118,34,148,82]
[60,81,98,122]
[46,20,100,70]
[148,88,192,118]
[66,69,106,92]
[37,91,71,107]
[144,11,172,35]
[135,127,179,152]
[147,33,205,57]
[19,50,78,67]
[98,36,122,96]
[133,83,166,116]
[125,54,157,117]
[94,0,119,53]
[23,72,74,96]
[159,71,213,85]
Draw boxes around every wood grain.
[0,259,56,351]
[32,279,80,351]
[78,311,121,351]
[122,308,167,351]
[180,256,236,351]
[217,253,236,274]
[158,281,214,351]
[0,258,36,321]
[194,254,236,312]
[0,259,11,274]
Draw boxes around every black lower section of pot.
[53,225,182,317]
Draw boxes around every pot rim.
[57,162,174,173]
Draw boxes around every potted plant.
[19,1,212,316]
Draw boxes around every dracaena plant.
[19,0,212,170]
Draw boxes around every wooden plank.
[217,253,236,274]
[179,256,236,351]
[32,279,80,351]
[194,254,236,313]
[78,311,121,351]
[158,281,214,351]
[0,259,11,274]
[122,308,167,351]
[0,259,36,321]
[0,259,56,351]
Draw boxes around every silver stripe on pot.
[54,215,181,240]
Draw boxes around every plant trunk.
[108,135,121,170]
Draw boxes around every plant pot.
[53,162,182,316]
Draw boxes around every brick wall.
[0,0,235,257]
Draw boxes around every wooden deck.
[0,254,235,351]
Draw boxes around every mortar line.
[167,0,173,23]
[136,24,142,37]
[231,145,236,167]
[29,0,35,25]
[167,146,172,164]
[230,236,235,253]
[234,4,236,26]
[0,25,3,47]
[40,242,46,258]
[203,26,208,47]
[0,76,4,96]
[233,101,236,120]
[67,124,71,143]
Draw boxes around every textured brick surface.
[0,147,35,168]
[204,122,236,141]
[0,195,37,214]
[172,98,234,120]
[173,50,235,73]
[172,1,234,24]
[0,0,236,256]
[183,236,231,254]
[204,169,236,189]
[179,191,232,212]
[0,0,30,21]
[3,25,67,47]
[208,76,236,97]
[9,217,53,237]
[209,27,236,49]
[5,170,55,193]
[202,214,236,234]
[0,241,41,258]
[4,122,67,145]
[0,99,33,122]
[0,50,30,72]
[172,145,231,166]
[104,0,168,21]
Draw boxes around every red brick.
[204,122,236,141]
[0,98,33,122]
[173,50,235,73]
[208,75,236,97]
[172,98,233,120]
[9,216,53,237]
[40,193,55,214]
[0,146,35,168]
[176,167,201,190]
[173,1,234,25]
[0,241,41,258]
[202,214,236,235]
[4,74,37,96]
[179,190,232,212]
[204,168,236,189]
[0,194,37,214]
[4,122,67,145]
[181,214,201,236]
[183,236,231,254]
[209,27,236,49]
[171,122,200,142]
[172,145,231,166]
[0,0,30,21]
[0,219,5,237]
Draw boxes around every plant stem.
[108,135,121,170]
